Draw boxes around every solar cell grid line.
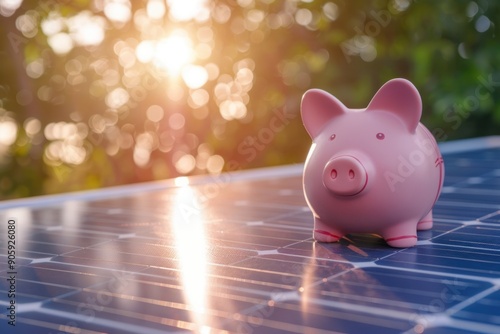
[0,136,500,334]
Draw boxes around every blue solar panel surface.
[1,136,500,334]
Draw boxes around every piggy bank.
[301,78,444,248]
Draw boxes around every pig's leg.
[417,210,433,230]
[383,221,418,248]
[313,217,343,243]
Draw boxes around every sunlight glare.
[174,176,190,187]
[171,186,209,329]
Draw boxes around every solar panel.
[1,136,500,334]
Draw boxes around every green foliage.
[0,0,498,199]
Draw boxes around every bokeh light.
[43,121,88,166]
[0,0,22,17]
[167,0,210,22]
[147,0,166,20]
[182,65,209,89]
[104,0,132,24]
[106,87,130,110]
[0,116,17,146]
[48,33,74,55]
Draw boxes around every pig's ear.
[367,78,422,133]
[301,89,346,138]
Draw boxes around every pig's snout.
[323,156,368,196]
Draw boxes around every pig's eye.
[329,134,336,141]
[376,132,385,140]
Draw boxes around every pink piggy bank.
[301,78,444,248]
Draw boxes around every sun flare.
[136,29,195,76]
[154,31,194,75]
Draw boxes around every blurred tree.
[0,0,498,199]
